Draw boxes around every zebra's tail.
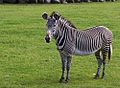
[108,44,112,62]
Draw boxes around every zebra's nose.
[45,35,50,43]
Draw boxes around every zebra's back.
[74,26,112,55]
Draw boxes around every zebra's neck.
[55,25,68,50]
[54,21,76,51]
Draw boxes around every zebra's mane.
[60,16,76,29]
[50,11,77,29]
[58,19,76,31]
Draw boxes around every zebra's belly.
[73,48,100,55]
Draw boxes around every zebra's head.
[42,12,60,43]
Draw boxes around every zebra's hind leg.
[101,51,107,79]
[59,54,67,83]
[94,50,103,79]
[65,56,72,83]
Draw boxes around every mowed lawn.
[0,2,120,88]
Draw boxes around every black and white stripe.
[42,12,113,83]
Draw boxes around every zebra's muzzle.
[45,35,51,43]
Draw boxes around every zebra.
[42,12,113,83]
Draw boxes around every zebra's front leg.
[65,56,72,83]
[59,54,67,83]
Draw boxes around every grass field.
[0,2,120,88]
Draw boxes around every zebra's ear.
[42,12,49,20]
[54,13,60,20]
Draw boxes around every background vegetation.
[0,2,120,88]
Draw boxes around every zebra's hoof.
[93,75,99,79]
[100,76,105,79]
[65,79,70,83]
[101,73,105,79]
[59,78,65,83]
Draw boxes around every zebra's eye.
[53,30,55,32]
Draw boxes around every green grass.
[0,2,120,88]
